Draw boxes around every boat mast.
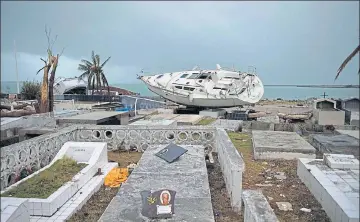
[14,40,20,94]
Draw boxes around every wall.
[1,125,216,190]
[316,110,345,125]
[215,128,245,213]
[0,126,78,190]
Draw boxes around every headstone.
[324,154,359,169]
[155,143,188,163]
[140,189,176,219]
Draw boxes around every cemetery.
[0,103,359,222]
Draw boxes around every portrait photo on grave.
[141,189,176,219]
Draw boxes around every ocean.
[1,81,359,100]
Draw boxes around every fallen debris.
[276,202,293,211]
[300,208,312,213]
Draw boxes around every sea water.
[2,81,359,100]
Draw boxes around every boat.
[138,64,264,108]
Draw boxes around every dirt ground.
[67,151,143,222]
[228,132,330,222]
[208,153,242,222]
[107,150,143,167]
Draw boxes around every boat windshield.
[187,73,199,79]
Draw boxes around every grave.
[336,130,360,139]
[149,113,179,120]
[149,113,204,125]
[18,127,56,142]
[172,114,204,125]
[242,190,278,222]
[252,130,316,160]
[341,98,360,127]
[309,134,359,157]
[297,155,359,222]
[57,111,129,126]
[312,99,345,125]
[1,142,110,217]
[1,198,30,222]
[199,109,227,118]
[99,145,215,221]
[211,119,243,132]
[129,119,177,127]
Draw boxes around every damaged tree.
[37,26,64,113]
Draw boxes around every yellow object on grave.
[104,167,129,188]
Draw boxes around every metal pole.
[14,40,20,94]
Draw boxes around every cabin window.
[175,86,182,89]
[198,73,209,79]
[213,87,228,90]
[188,74,199,79]
[180,74,188,78]
[156,75,163,79]
[224,77,240,80]
[184,87,195,91]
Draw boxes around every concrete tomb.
[242,190,278,222]
[57,111,129,126]
[309,134,359,157]
[252,130,316,160]
[312,98,345,125]
[99,145,215,222]
[199,109,227,118]
[1,142,108,217]
[297,154,359,222]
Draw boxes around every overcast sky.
[1,1,359,85]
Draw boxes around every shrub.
[20,80,41,100]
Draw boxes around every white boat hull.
[140,64,265,108]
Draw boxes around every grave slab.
[129,119,177,126]
[1,198,30,222]
[172,114,204,125]
[99,145,214,222]
[57,111,129,125]
[309,134,359,157]
[149,113,179,120]
[297,156,359,222]
[252,130,316,160]
[199,109,226,118]
[336,130,360,139]
[242,190,278,222]
[211,119,243,131]
[324,154,359,169]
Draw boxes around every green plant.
[20,80,41,100]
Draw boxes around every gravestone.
[141,189,176,219]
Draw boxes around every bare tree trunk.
[40,65,51,113]
[48,55,59,112]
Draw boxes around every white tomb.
[1,142,108,217]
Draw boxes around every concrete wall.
[313,110,345,125]
[216,128,245,213]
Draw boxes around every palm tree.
[335,44,360,80]
[78,51,111,95]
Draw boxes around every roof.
[89,86,137,95]
[341,97,360,102]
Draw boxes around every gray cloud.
[1,1,359,85]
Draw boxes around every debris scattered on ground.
[274,172,287,180]
[276,202,293,211]
[300,208,312,213]
[267,196,274,201]
[256,183,273,187]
